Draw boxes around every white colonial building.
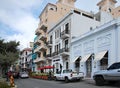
[19,48,32,72]
[70,0,120,78]
[47,9,100,73]
[70,17,120,78]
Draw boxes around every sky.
[0,0,120,50]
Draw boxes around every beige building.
[97,0,120,18]
[34,0,77,72]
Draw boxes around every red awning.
[37,66,54,70]
[44,66,54,69]
[37,67,45,70]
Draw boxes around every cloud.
[0,0,119,50]
[0,0,42,50]
[75,0,120,13]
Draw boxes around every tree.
[0,38,20,74]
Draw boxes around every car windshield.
[108,62,120,70]
[63,69,72,73]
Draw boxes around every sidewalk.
[0,77,17,88]
[83,78,95,85]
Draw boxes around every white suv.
[93,62,120,86]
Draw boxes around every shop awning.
[94,50,108,61]
[37,66,54,70]
[44,66,54,69]
[37,67,45,70]
[73,56,81,62]
[80,54,91,62]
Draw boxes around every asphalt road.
[15,78,120,88]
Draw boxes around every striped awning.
[80,54,91,62]
[94,51,108,61]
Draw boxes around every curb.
[11,85,17,88]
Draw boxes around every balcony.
[39,45,47,51]
[39,34,47,41]
[52,52,59,57]
[46,41,52,47]
[39,22,47,32]
[35,28,42,35]
[34,57,46,63]
[59,48,69,56]
[61,30,70,39]
[34,46,41,53]
[45,54,52,60]
[34,38,41,45]
[46,54,52,57]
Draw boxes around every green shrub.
[0,82,10,88]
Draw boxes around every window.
[50,8,54,10]
[66,62,69,69]
[65,39,68,48]
[26,51,27,55]
[59,43,60,52]
[55,45,56,52]
[50,35,52,43]
[43,51,46,57]
[108,63,120,70]
[57,30,59,38]
[55,29,61,39]
[57,45,59,53]
[26,57,27,62]
[99,6,101,10]
[65,23,69,33]
[38,53,40,57]
[60,28,61,37]
[50,48,52,56]
[45,19,47,23]
[109,8,111,12]
[55,31,56,39]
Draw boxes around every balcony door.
[65,23,69,34]
[64,39,68,49]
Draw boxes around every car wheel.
[108,81,117,84]
[95,76,104,86]
[78,78,82,81]
[65,77,69,83]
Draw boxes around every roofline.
[39,3,56,18]
[48,10,74,33]
[97,0,117,6]
[48,9,96,34]
[71,18,119,44]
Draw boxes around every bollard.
[10,75,15,87]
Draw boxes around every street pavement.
[15,78,120,88]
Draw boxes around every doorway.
[86,56,92,78]
[75,58,80,73]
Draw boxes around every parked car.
[93,62,120,86]
[19,72,29,78]
[54,69,84,83]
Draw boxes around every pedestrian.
[5,72,8,81]
[48,70,52,80]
